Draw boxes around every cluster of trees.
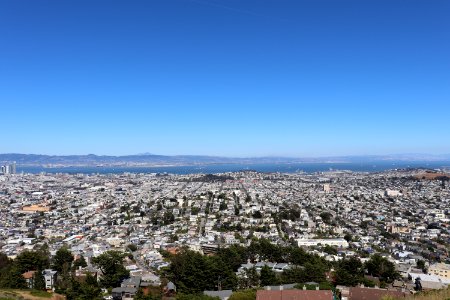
[235,263,327,290]
[164,239,330,294]
[0,245,102,299]
[165,238,401,295]
[273,209,301,222]
[0,244,50,289]
[334,254,399,287]
[0,245,130,300]
[56,249,130,299]
[165,248,238,294]
[91,250,130,289]
[365,254,399,283]
[1,239,401,299]
[176,290,256,300]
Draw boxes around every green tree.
[127,244,138,252]
[365,254,398,283]
[62,276,102,300]
[0,252,12,271]
[416,259,427,272]
[0,264,27,289]
[248,239,284,262]
[319,212,332,224]
[260,266,278,286]
[323,245,337,255]
[237,267,259,289]
[176,294,219,300]
[35,243,51,260]
[61,278,81,300]
[163,211,175,225]
[234,206,240,216]
[217,245,247,272]
[303,261,327,283]
[168,234,179,243]
[252,211,262,219]
[229,289,257,300]
[52,247,74,272]
[281,266,306,284]
[78,273,102,300]
[33,269,46,290]
[134,288,159,300]
[167,248,237,294]
[15,250,50,273]
[288,247,309,265]
[92,251,130,288]
[344,233,353,242]
[73,255,87,271]
[135,288,162,300]
[56,260,73,292]
[334,256,364,286]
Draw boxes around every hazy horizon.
[1,152,450,159]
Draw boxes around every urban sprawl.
[1,167,450,300]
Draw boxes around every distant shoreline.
[14,161,450,175]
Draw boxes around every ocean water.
[17,161,450,175]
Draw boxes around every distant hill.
[0,153,302,166]
[0,153,449,167]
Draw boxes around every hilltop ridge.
[1,153,450,167]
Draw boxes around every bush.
[229,289,257,300]
[127,244,138,252]
[30,290,52,298]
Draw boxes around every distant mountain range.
[1,153,450,167]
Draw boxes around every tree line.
[0,239,399,299]
[164,238,330,294]
[0,244,130,300]
[164,239,400,294]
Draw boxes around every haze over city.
[1,0,449,157]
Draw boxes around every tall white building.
[0,162,16,174]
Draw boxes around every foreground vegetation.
[0,245,129,300]
[0,289,63,300]
[1,238,401,299]
[164,238,399,294]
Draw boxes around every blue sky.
[0,0,449,157]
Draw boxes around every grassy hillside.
[384,287,450,300]
[0,290,64,300]
[406,288,450,300]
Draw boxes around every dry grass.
[0,290,64,300]
[408,288,450,300]
[414,171,450,180]
[385,287,450,300]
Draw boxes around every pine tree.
[0,265,27,289]
[260,266,278,286]
[73,255,87,271]
[52,247,74,273]
[34,269,46,290]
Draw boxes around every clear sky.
[0,0,449,157]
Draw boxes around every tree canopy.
[165,239,330,293]
[52,247,74,272]
[365,254,398,283]
[166,248,237,294]
[14,249,50,273]
[91,250,130,288]
[333,257,365,286]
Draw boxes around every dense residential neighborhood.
[1,168,450,299]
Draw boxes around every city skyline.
[1,0,449,156]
